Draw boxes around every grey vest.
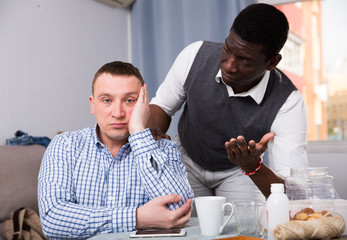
[178,41,297,171]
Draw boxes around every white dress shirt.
[150,41,308,177]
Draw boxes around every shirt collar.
[216,69,270,105]
[93,124,103,147]
[93,124,131,151]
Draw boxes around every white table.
[88,217,243,240]
[88,217,347,240]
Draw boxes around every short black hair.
[231,3,289,58]
[92,61,144,95]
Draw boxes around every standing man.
[149,3,307,203]
[38,61,193,239]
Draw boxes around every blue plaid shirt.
[38,127,193,239]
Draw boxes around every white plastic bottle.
[266,183,290,240]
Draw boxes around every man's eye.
[241,58,253,66]
[126,99,135,104]
[103,99,111,103]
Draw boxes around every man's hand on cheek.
[129,84,150,135]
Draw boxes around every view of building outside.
[275,0,347,141]
[322,0,347,140]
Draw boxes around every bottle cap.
[271,183,284,193]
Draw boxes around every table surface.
[89,217,242,240]
[88,217,347,240]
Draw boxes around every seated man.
[38,61,194,239]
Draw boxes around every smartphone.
[129,229,186,238]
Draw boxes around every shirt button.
[108,197,114,200]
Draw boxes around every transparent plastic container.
[285,167,335,220]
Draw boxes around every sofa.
[0,144,46,240]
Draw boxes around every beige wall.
[0,0,130,144]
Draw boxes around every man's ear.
[266,54,282,71]
[89,96,95,114]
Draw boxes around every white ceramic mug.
[195,196,234,236]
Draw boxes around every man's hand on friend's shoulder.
[150,128,171,140]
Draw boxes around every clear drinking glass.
[233,201,266,238]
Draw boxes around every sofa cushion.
[0,145,46,225]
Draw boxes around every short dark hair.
[92,61,144,94]
[231,3,289,58]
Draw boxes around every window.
[277,32,304,76]
[266,0,347,141]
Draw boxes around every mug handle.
[220,203,234,234]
